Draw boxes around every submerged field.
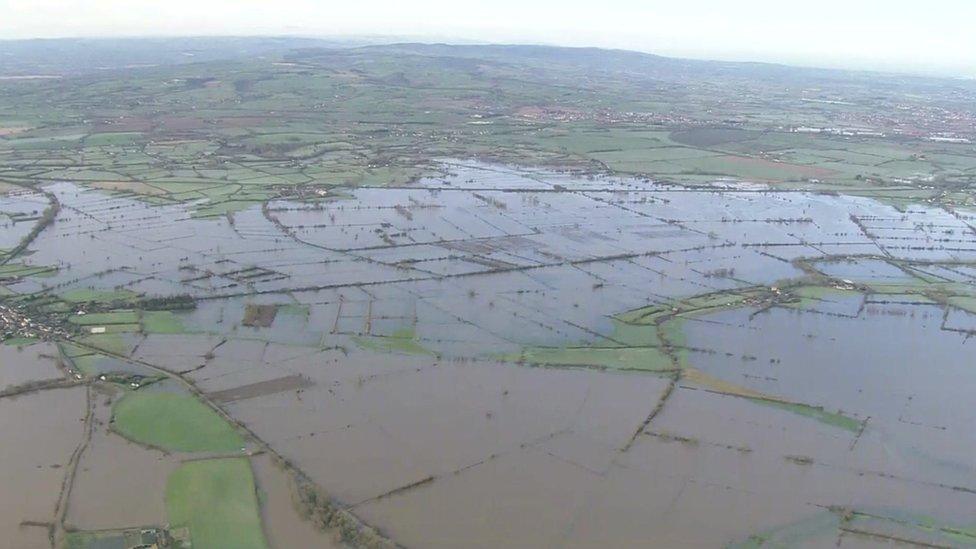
[1,38,975,549]
[1,158,974,548]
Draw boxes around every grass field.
[68,310,140,325]
[166,458,268,549]
[60,288,138,304]
[113,391,245,453]
[140,310,186,333]
[66,309,186,336]
[79,333,132,355]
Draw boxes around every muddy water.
[227,350,672,544]
[357,447,604,549]
[2,162,975,547]
[675,302,976,537]
[251,453,346,549]
[0,342,62,388]
[0,387,87,549]
[65,390,179,530]
[684,304,975,449]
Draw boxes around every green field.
[353,327,434,356]
[78,333,132,355]
[113,391,245,453]
[166,458,268,549]
[514,345,675,372]
[1,42,972,216]
[140,310,186,333]
[59,288,138,304]
[68,310,140,325]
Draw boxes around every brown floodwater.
[65,390,179,530]
[0,342,63,389]
[224,350,673,544]
[0,387,87,548]
[2,162,975,547]
[251,453,346,549]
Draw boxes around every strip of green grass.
[0,263,56,278]
[113,391,245,453]
[2,336,38,346]
[166,458,268,549]
[513,345,675,372]
[353,327,433,356]
[751,398,862,433]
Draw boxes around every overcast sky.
[2,0,974,77]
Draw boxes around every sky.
[1,0,975,77]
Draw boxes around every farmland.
[166,458,268,549]
[0,38,975,549]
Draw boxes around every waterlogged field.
[1,158,974,548]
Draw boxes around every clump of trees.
[136,294,197,311]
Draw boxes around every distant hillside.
[355,42,890,83]
[2,36,973,95]
[0,36,355,76]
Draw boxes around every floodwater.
[2,160,975,547]
[251,453,347,549]
[0,387,87,549]
[65,389,179,530]
[0,189,49,249]
[0,341,63,388]
[683,303,976,501]
[226,353,670,505]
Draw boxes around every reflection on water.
[1,161,974,547]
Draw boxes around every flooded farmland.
[2,160,975,548]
